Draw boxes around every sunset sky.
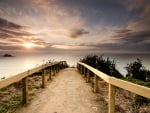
[0,0,150,54]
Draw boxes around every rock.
[2,54,14,57]
[1,77,5,79]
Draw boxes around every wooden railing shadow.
[77,62,150,113]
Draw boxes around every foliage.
[122,78,150,88]
[125,58,150,81]
[0,95,21,113]
[124,59,150,106]
[80,55,123,78]
[134,95,150,106]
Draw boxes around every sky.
[0,0,150,54]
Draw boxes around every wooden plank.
[0,65,42,89]
[49,67,52,80]
[86,70,90,82]
[83,67,86,77]
[78,62,150,99]
[0,62,64,89]
[41,69,46,88]
[78,62,110,83]
[53,65,56,75]
[22,77,28,105]
[94,74,98,93]
[110,77,150,98]
[109,84,115,113]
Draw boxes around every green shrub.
[122,78,150,88]
[125,58,150,81]
[122,78,150,106]
[80,55,123,78]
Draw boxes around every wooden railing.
[0,61,67,104]
[77,62,150,113]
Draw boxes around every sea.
[0,52,150,79]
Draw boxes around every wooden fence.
[77,62,150,113]
[0,61,67,104]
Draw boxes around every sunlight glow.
[23,42,45,49]
[24,43,36,48]
[51,44,94,50]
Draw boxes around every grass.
[0,94,21,113]
[122,78,150,88]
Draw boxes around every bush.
[80,55,123,78]
[134,95,150,106]
[122,78,150,88]
[125,58,150,81]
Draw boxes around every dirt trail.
[16,68,103,113]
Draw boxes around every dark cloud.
[0,17,49,51]
[70,28,89,38]
[91,28,150,53]
[0,17,31,39]
[0,28,31,37]
[0,17,23,29]
[114,30,150,43]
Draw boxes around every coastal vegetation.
[80,55,150,111]
[80,55,123,78]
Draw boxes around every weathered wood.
[94,74,98,93]
[82,66,84,74]
[0,61,65,89]
[80,65,82,74]
[86,70,90,82]
[109,84,115,113]
[41,69,46,88]
[22,77,28,105]
[84,68,86,77]
[53,66,56,76]
[110,77,150,99]
[55,65,58,73]
[78,62,150,99]
[78,62,110,83]
[49,67,52,80]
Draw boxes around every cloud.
[0,17,31,38]
[92,27,150,53]
[114,29,150,43]
[0,17,49,51]
[0,17,22,29]
[69,28,89,38]
[122,0,150,18]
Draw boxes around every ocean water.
[0,52,150,79]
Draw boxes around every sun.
[24,42,35,49]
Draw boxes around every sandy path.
[17,68,102,113]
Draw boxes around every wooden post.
[84,67,86,77]
[41,69,46,88]
[54,66,56,75]
[79,65,81,72]
[22,77,28,105]
[49,67,51,80]
[82,66,84,75]
[58,64,59,72]
[94,74,98,93]
[56,64,58,73]
[109,84,115,113]
[86,70,90,82]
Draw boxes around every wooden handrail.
[0,61,67,104]
[77,62,150,113]
[78,62,150,98]
[0,61,66,89]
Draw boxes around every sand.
[16,68,104,113]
